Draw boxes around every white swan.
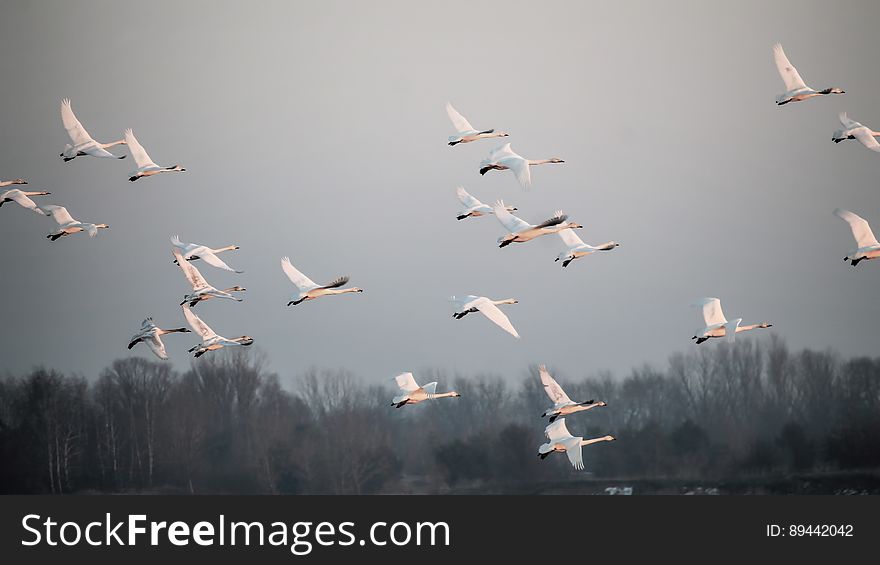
[281,256,363,306]
[59,99,127,162]
[40,205,109,241]
[127,317,191,360]
[455,186,515,220]
[446,102,509,146]
[479,143,563,190]
[125,128,185,181]
[832,113,880,152]
[171,235,242,273]
[390,372,461,408]
[555,228,619,267]
[173,248,245,307]
[538,418,615,470]
[0,178,27,188]
[773,43,844,105]
[181,304,253,358]
[539,365,607,422]
[451,295,520,338]
[1,188,51,215]
[833,208,880,266]
[692,297,772,344]
[494,200,581,248]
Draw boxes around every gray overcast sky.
[1,0,878,385]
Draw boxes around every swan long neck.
[23,191,51,196]
[101,139,127,148]
[429,391,459,400]
[327,287,361,295]
[581,436,614,446]
[738,323,771,332]
[527,158,562,166]
[213,245,239,253]
[493,298,518,305]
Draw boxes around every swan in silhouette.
[59,99,127,161]
[692,297,772,344]
[127,317,191,360]
[455,186,515,220]
[539,365,607,423]
[41,205,109,241]
[446,102,509,146]
[0,178,27,188]
[773,43,844,105]
[834,208,880,266]
[555,228,619,267]
[1,189,51,215]
[173,248,245,307]
[171,235,242,273]
[479,143,563,190]
[125,128,185,181]
[390,372,461,408]
[451,295,520,338]
[281,256,363,306]
[181,304,253,358]
[832,113,880,152]
[493,201,581,248]
[538,418,615,470]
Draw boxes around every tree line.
[1,335,878,494]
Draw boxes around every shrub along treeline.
[1,336,878,494]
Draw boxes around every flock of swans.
[2,42,878,473]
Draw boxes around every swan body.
[125,128,185,181]
[493,200,581,247]
[834,208,880,266]
[59,99,127,161]
[181,304,253,358]
[773,43,844,105]
[538,418,615,470]
[127,317,191,360]
[390,372,461,408]
[281,256,363,306]
[1,189,51,215]
[171,235,242,273]
[479,143,563,190]
[832,112,880,152]
[539,365,607,422]
[555,228,619,267]
[451,295,520,338]
[692,297,772,344]
[172,248,245,307]
[455,186,515,220]
[0,178,27,188]
[445,102,509,146]
[40,205,109,241]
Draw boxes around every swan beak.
[555,258,560,261]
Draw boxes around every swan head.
[230,286,246,292]
[238,336,255,346]
[451,392,462,398]
[825,87,845,95]
[586,400,608,407]
[549,158,564,164]
[759,322,773,329]
[11,178,27,185]
[97,224,110,230]
[497,131,510,138]
[566,222,584,229]
[602,435,616,442]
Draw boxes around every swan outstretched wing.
[181,305,218,340]
[725,318,742,344]
[773,43,807,91]
[61,99,94,146]
[199,250,243,273]
[474,297,520,338]
[834,209,879,247]
[535,212,567,229]
[446,102,476,134]
[42,205,76,226]
[456,186,482,209]
[545,418,573,441]
[82,146,119,159]
[839,112,861,130]
[557,227,585,249]
[695,297,727,327]
[450,295,480,312]
[421,381,438,395]
[394,372,420,393]
[487,143,517,162]
[852,129,880,152]
[539,365,572,405]
[281,257,319,292]
[145,335,169,360]
[564,438,585,470]
[173,248,210,291]
[493,200,531,233]
[320,276,350,290]
[124,128,158,169]
[504,156,532,190]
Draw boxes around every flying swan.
[833,208,880,266]
[281,256,363,306]
[172,248,245,307]
[538,418,615,470]
[390,372,461,408]
[479,143,563,190]
[494,200,581,248]
[125,128,185,181]
[455,186,515,221]
[555,227,619,267]
[539,365,607,423]
[773,43,844,105]
[127,317,191,360]
[451,295,520,338]
[59,99,127,162]
[171,235,242,273]
[1,188,51,215]
[832,112,880,153]
[445,102,509,146]
[181,304,253,358]
[41,205,109,241]
[692,297,772,344]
